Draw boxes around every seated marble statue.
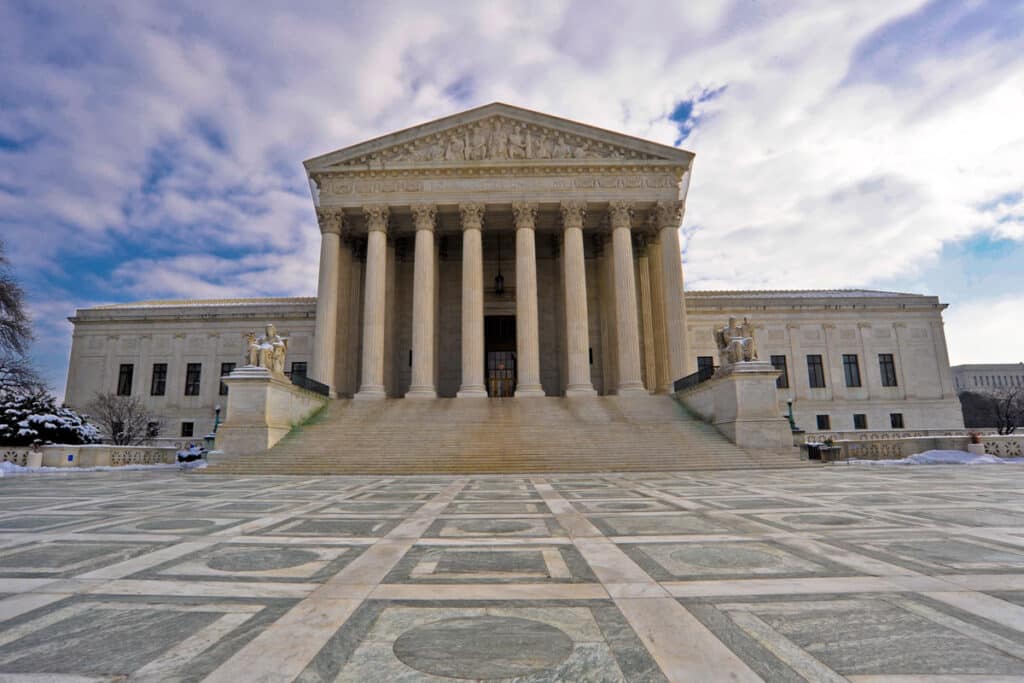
[246,324,288,375]
[714,316,758,367]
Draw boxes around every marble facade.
[62,103,964,441]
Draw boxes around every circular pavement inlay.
[454,519,533,534]
[136,518,217,531]
[782,513,859,526]
[207,547,321,572]
[393,616,573,679]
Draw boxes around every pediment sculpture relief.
[338,117,661,166]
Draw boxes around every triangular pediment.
[305,103,693,172]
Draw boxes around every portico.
[304,103,695,399]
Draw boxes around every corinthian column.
[355,205,389,400]
[513,201,545,397]
[561,202,596,396]
[646,233,670,393]
[656,200,692,380]
[406,204,437,398]
[457,203,487,397]
[312,208,343,395]
[609,201,645,394]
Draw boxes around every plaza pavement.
[4,466,1024,680]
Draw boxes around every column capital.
[316,208,345,236]
[410,203,437,232]
[512,201,538,230]
[363,205,390,233]
[654,200,684,230]
[459,203,485,231]
[559,201,586,230]
[608,201,633,230]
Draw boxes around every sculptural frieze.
[337,116,660,167]
[246,323,288,375]
[714,316,758,368]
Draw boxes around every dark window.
[219,362,235,396]
[184,363,202,396]
[842,354,862,388]
[854,413,868,430]
[879,353,898,387]
[291,361,307,379]
[150,363,167,396]
[770,355,789,388]
[816,414,831,430]
[697,356,714,380]
[890,413,904,429]
[180,421,194,438]
[117,364,134,396]
[146,421,160,438]
[807,355,826,388]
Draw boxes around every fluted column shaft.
[457,204,487,397]
[406,204,437,398]
[561,202,596,396]
[647,237,670,392]
[657,201,692,380]
[356,206,389,399]
[513,202,544,397]
[610,202,645,393]
[637,238,656,393]
[312,209,342,395]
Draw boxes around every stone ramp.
[204,394,805,474]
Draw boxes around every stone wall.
[1,445,179,468]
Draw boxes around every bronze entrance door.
[484,315,516,397]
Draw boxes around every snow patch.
[848,450,1024,466]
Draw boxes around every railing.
[289,373,330,397]
[672,366,717,393]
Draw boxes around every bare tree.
[86,393,163,445]
[993,386,1023,436]
[0,240,32,357]
[0,355,45,398]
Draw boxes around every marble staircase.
[204,395,806,474]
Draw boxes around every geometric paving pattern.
[5,467,1024,680]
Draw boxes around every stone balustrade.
[1,444,179,468]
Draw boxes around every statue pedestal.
[675,361,793,449]
[215,366,327,457]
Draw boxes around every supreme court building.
[64,103,965,446]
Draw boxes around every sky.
[1,0,1022,397]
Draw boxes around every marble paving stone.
[383,544,596,584]
[588,513,740,536]
[424,516,565,538]
[9,467,1024,680]
[252,516,400,537]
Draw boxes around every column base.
[515,385,546,398]
[456,386,488,398]
[616,383,647,396]
[405,386,437,399]
[565,385,597,397]
[354,386,386,400]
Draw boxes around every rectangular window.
[879,353,898,387]
[890,413,904,429]
[146,421,160,438]
[854,413,868,430]
[291,361,307,379]
[184,363,202,396]
[807,354,826,388]
[219,362,236,396]
[117,364,134,396]
[816,414,831,430]
[150,363,167,396]
[180,421,194,438]
[770,355,789,389]
[842,354,862,388]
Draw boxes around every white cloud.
[944,295,1024,365]
[0,0,1021,382]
